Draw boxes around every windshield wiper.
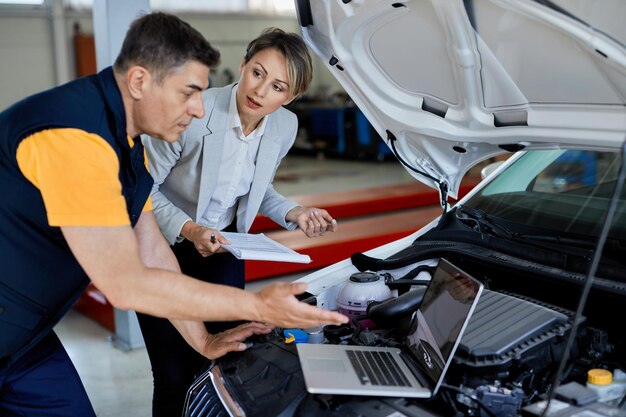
[456,206,596,258]
[456,206,517,240]
[517,234,595,249]
[518,234,626,257]
[457,206,625,262]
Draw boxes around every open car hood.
[295,0,626,198]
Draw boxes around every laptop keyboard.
[346,349,411,387]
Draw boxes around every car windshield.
[463,150,626,247]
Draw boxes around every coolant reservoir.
[586,368,626,404]
[336,272,392,327]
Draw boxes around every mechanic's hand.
[200,322,274,360]
[184,223,230,257]
[254,282,348,328]
[286,206,338,237]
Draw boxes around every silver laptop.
[296,258,483,398]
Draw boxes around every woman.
[138,28,337,416]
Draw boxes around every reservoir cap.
[588,369,612,385]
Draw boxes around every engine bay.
[185,245,626,417]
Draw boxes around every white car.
[184,0,626,416]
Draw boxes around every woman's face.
[236,47,294,127]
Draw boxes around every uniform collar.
[97,66,130,148]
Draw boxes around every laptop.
[296,258,483,398]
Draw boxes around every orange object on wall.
[73,22,96,77]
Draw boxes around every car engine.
[184,249,625,417]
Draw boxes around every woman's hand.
[199,322,274,360]
[181,222,230,257]
[286,206,338,237]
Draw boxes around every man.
[0,12,346,416]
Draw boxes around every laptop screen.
[405,258,482,385]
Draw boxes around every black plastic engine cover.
[454,290,579,374]
[218,335,307,417]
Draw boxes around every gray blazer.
[142,83,299,245]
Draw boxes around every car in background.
[183,0,626,416]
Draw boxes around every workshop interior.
[1,1,625,417]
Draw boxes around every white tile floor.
[54,155,412,416]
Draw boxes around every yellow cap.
[588,369,613,385]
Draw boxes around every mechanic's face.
[236,48,294,133]
[136,60,209,142]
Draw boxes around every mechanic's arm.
[133,210,206,352]
[60,221,347,328]
[133,211,272,358]
[17,130,343,328]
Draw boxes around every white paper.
[219,232,311,264]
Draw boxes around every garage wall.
[0,14,58,111]
[180,13,341,96]
[0,10,343,111]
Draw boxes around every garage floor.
[54,155,416,417]
[55,276,301,417]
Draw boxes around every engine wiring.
[440,383,499,417]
